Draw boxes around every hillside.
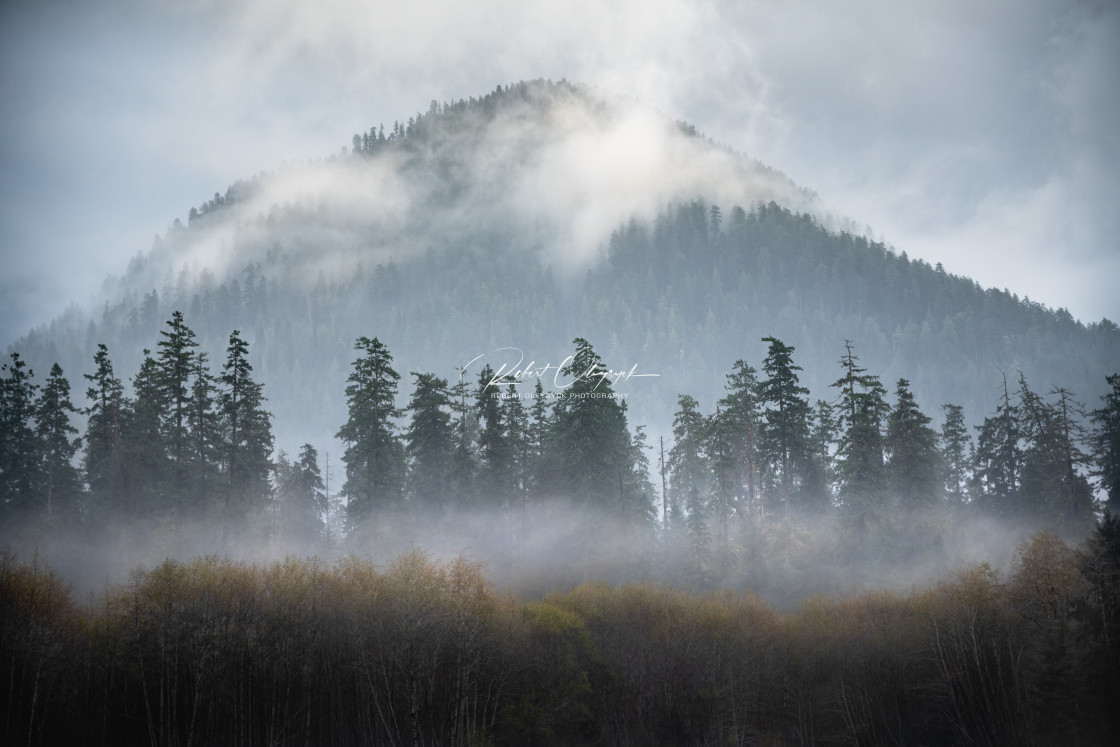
[8,79,1119,454]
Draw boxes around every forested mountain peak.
[8,80,1119,460]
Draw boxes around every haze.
[2,0,1119,347]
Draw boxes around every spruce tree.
[337,336,404,524]
[831,341,889,540]
[759,337,811,518]
[83,344,125,513]
[220,330,273,522]
[550,338,632,512]
[972,373,1022,517]
[939,404,972,507]
[121,351,169,516]
[719,360,762,518]
[156,311,198,514]
[34,363,82,521]
[0,353,41,517]
[885,378,941,511]
[1091,374,1120,513]
[404,372,454,513]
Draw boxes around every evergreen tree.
[475,365,513,506]
[155,311,198,514]
[503,382,530,507]
[120,351,169,516]
[885,378,941,511]
[189,351,220,512]
[34,363,81,521]
[718,360,762,518]
[550,338,633,512]
[83,344,125,513]
[1091,374,1120,514]
[220,330,273,523]
[337,337,404,524]
[447,365,478,507]
[831,341,889,540]
[0,353,41,517]
[404,372,454,512]
[759,337,811,518]
[939,404,972,507]
[277,443,327,543]
[526,378,551,495]
[669,394,712,583]
[972,374,1022,517]
[804,399,837,511]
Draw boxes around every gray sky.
[2,0,1118,347]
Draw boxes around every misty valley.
[4,81,1120,745]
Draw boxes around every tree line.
[3,312,1120,571]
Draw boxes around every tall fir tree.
[120,351,169,516]
[939,404,972,507]
[83,344,126,513]
[1091,374,1120,514]
[718,360,763,519]
[475,365,513,506]
[759,337,811,518]
[0,353,41,517]
[550,338,633,512]
[831,341,889,540]
[337,337,404,524]
[34,363,82,521]
[220,330,273,524]
[885,378,942,511]
[404,372,454,513]
[156,311,198,515]
[972,373,1022,517]
[276,443,328,543]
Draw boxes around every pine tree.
[973,373,1022,517]
[83,344,125,513]
[0,353,41,517]
[939,404,972,507]
[447,365,478,507]
[503,382,529,507]
[885,378,941,511]
[120,351,169,516]
[831,341,889,540]
[476,365,513,506]
[526,378,551,495]
[337,336,404,524]
[189,351,220,512]
[550,338,633,512]
[719,360,762,518]
[669,394,712,582]
[404,372,454,513]
[220,330,273,524]
[277,443,327,543]
[34,363,81,521]
[759,337,811,518]
[156,311,198,514]
[1091,374,1120,513]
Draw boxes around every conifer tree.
[404,372,454,512]
[156,311,198,514]
[1091,374,1120,513]
[719,360,762,518]
[83,344,125,511]
[475,365,513,506]
[337,336,404,524]
[34,363,81,521]
[669,394,712,581]
[189,351,220,511]
[831,341,889,539]
[220,330,273,522]
[277,443,327,542]
[973,373,1022,516]
[939,404,972,507]
[759,337,811,518]
[885,378,941,510]
[120,351,168,516]
[0,353,40,517]
[551,338,632,512]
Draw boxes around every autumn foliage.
[3,524,1118,745]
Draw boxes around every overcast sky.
[2,0,1118,347]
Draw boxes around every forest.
[4,80,1120,744]
[3,310,1120,743]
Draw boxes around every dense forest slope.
[8,79,1118,452]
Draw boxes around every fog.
[3,0,1119,348]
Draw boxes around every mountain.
[8,79,1119,454]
